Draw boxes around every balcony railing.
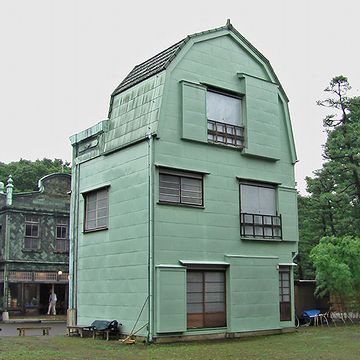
[207,120,244,147]
[240,213,282,239]
[7,271,69,283]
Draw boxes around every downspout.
[147,133,154,343]
[69,150,80,324]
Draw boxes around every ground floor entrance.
[1,270,69,316]
[5,283,68,315]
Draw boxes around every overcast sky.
[1,0,359,194]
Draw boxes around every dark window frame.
[56,217,69,252]
[159,169,204,207]
[206,88,245,148]
[279,266,292,321]
[239,181,282,240]
[24,215,40,251]
[187,269,227,329]
[83,187,109,232]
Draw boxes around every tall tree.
[0,158,71,193]
[317,76,360,203]
[297,76,360,279]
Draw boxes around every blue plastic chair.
[303,309,321,326]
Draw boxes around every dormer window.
[207,90,244,147]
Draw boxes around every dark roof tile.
[112,39,186,96]
[110,21,282,98]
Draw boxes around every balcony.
[240,213,282,239]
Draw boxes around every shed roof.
[111,20,281,97]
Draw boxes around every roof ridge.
[132,39,185,70]
[110,20,283,99]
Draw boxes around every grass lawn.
[1,326,360,360]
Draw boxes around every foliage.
[297,76,360,279]
[317,76,360,204]
[0,158,71,193]
[296,195,321,279]
[310,236,360,312]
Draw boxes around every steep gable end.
[105,21,296,162]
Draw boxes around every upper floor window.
[159,169,203,207]
[84,187,109,232]
[56,218,69,252]
[207,90,244,147]
[240,182,282,239]
[24,215,40,250]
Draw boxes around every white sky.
[1,0,359,194]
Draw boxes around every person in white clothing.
[47,291,57,315]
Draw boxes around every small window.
[56,218,69,252]
[24,216,40,250]
[159,169,203,206]
[207,90,244,147]
[279,266,291,321]
[240,182,282,239]
[84,187,109,231]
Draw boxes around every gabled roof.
[111,20,283,98]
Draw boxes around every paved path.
[0,322,66,337]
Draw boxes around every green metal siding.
[241,75,280,160]
[156,266,186,333]
[226,256,279,332]
[278,187,299,242]
[71,26,298,339]
[104,72,166,153]
[181,81,207,142]
[75,142,149,334]
[152,33,298,335]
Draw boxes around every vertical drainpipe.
[69,144,80,324]
[147,132,154,343]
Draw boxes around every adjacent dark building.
[0,173,71,316]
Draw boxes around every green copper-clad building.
[69,21,298,342]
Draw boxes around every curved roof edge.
[37,172,71,192]
[111,20,288,102]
